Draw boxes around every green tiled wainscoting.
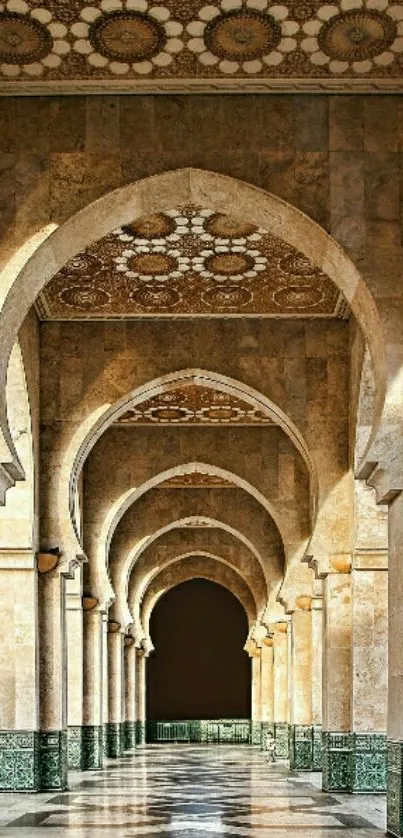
[350,733,386,793]
[39,731,68,791]
[0,731,39,791]
[387,740,403,836]
[67,726,82,770]
[313,726,323,771]
[251,721,262,745]
[123,721,136,750]
[147,720,251,744]
[105,722,123,758]
[274,723,289,759]
[323,732,387,793]
[260,722,275,751]
[289,725,314,771]
[82,725,104,770]
[136,720,146,745]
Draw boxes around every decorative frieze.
[82,725,104,770]
[105,722,123,758]
[289,725,313,771]
[0,731,39,791]
[38,731,68,791]
[67,726,83,770]
[388,741,403,836]
[274,723,289,760]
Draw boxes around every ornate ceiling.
[37,206,349,319]
[116,384,274,424]
[0,0,402,92]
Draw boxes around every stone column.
[66,572,83,771]
[260,639,274,750]
[136,649,147,744]
[106,620,124,757]
[82,599,104,769]
[250,645,262,745]
[38,564,68,790]
[388,492,403,836]
[290,602,313,770]
[322,567,352,792]
[0,551,40,791]
[123,636,136,750]
[102,612,108,756]
[311,585,323,771]
[273,622,289,759]
[350,551,388,793]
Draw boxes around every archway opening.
[147,578,251,722]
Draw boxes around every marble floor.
[0,744,387,838]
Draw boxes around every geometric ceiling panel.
[158,471,236,488]
[0,2,402,93]
[36,206,349,319]
[115,384,274,425]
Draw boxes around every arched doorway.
[146,578,251,741]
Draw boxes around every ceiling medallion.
[273,285,324,310]
[205,252,255,277]
[204,9,281,61]
[202,285,252,309]
[59,285,111,309]
[122,213,175,239]
[318,9,397,62]
[0,11,52,64]
[131,284,181,309]
[89,10,166,62]
[204,213,257,239]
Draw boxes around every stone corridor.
[0,745,386,837]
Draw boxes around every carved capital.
[107,620,121,633]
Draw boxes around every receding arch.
[0,169,385,498]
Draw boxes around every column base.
[387,740,403,836]
[39,731,68,791]
[0,731,39,791]
[136,721,146,745]
[289,725,314,771]
[82,725,104,770]
[313,725,323,771]
[251,721,262,746]
[123,721,136,751]
[67,726,83,770]
[351,733,386,793]
[105,722,123,757]
[260,722,274,751]
[274,723,289,759]
[322,732,351,791]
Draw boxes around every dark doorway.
[147,577,251,719]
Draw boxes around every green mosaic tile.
[312,725,323,772]
[147,720,251,744]
[350,733,386,793]
[322,731,351,792]
[274,723,289,759]
[136,721,146,745]
[123,721,136,750]
[290,725,313,771]
[0,730,39,791]
[38,731,68,791]
[251,721,262,746]
[387,740,403,836]
[105,722,123,758]
[82,725,104,770]
[260,722,275,751]
[67,726,83,770]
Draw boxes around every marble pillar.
[260,640,274,750]
[0,552,40,790]
[123,637,136,750]
[66,574,83,771]
[311,588,323,771]
[251,647,262,745]
[273,622,289,759]
[82,602,104,769]
[388,492,403,835]
[106,622,124,757]
[350,552,388,794]
[38,570,68,791]
[136,649,147,744]
[290,606,313,770]
[102,612,108,756]
[322,571,352,792]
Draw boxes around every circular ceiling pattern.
[37,205,346,319]
[318,9,397,62]
[204,9,281,61]
[0,11,52,63]
[89,10,166,62]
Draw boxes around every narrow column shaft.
[106,626,124,757]
[273,623,289,758]
[66,575,83,770]
[388,493,403,835]
[251,650,262,744]
[311,597,323,770]
[124,639,136,750]
[38,572,68,790]
[290,608,313,770]
[82,607,104,769]
[102,613,108,756]
[136,650,147,744]
[260,642,274,750]
[322,572,351,792]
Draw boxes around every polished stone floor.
[0,744,386,837]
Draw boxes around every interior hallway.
[0,744,386,837]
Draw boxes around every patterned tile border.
[105,722,124,758]
[67,726,83,770]
[313,725,323,772]
[289,724,314,771]
[82,725,104,770]
[147,719,251,744]
[136,720,146,745]
[38,730,68,791]
[274,722,289,760]
[123,721,136,751]
[387,740,403,836]
[251,721,262,746]
[323,731,387,794]
[322,731,351,792]
[0,730,39,791]
[260,721,274,752]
